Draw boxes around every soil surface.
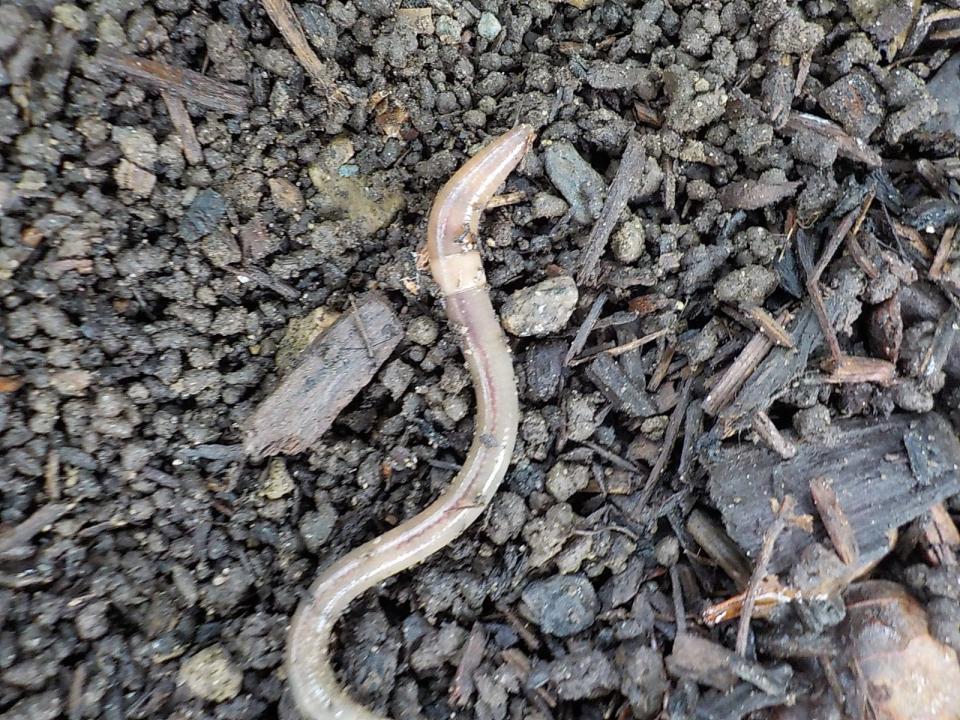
[2,1,960,719]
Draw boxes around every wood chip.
[0,503,72,555]
[810,475,859,565]
[783,111,882,167]
[667,634,789,696]
[244,292,402,457]
[718,179,801,211]
[450,624,486,706]
[687,509,751,588]
[707,412,960,575]
[161,91,203,165]
[586,353,656,419]
[94,51,248,115]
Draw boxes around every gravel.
[500,276,579,337]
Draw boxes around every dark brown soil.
[2,1,960,719]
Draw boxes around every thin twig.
[801,208,859,368]
[702,324,777,416]
[745,306,794,348]
[751,411,797,460]
[261,0,344,99]
[578,133,646,285]
[350,295,376,360]
[736,495,796,655]
[639,376,692,507]
[486,191,528,210]
[564,293,608,366]
[94,51,248,114]
[930,225,956,280]
[670,564,686,636]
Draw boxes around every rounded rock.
[501,276,579,338]
[522,574,598,637]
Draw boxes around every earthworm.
[286,124,535,720]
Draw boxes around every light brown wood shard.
[244,292,402,457]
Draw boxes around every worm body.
[287,125,535,720]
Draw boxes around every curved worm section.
[286,125,535,720]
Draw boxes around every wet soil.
[2,1,960,719]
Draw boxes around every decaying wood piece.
[578,133,646,285]
[586,352,656,418]
[94,51,248,115]
[244,292,401,457]
[686,509,752,588]
[161,92,203,165]
[667,633,791,696]
[706,412,960,574]
[717,270,859,431]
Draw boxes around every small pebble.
[299,502,339,554]
[530,192,569,220]
[654,535,680,567]
[179,646,243,702]
[261,458,294,499]
[268,177,305,214]
[521,574,598,637]
[714,264,778,307]
[611,216,645,264]
[435,15,463,44]
[180,189,227,242]
[501,276,579,337]
[53,4,87,31]
[75,601,109,640]
[407,315,439,345]
[111,126,158,169]
[49,370,92,396]
[476,12,502,40]
[793,404,831,439]
[546,462,590,502]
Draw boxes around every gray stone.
[501,276,579,337]
[522,574,598,637]
[476,12,502,40]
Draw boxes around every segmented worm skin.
[286,125,536,720]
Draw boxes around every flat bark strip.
[706,412,960,574]
[0,503,72,555]
[577,133,646,285]
[94,51,248,115]
[244,292,402,457]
